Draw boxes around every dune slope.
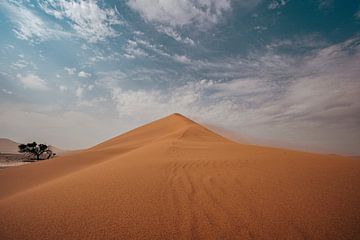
[0,113,359,239]
[0,138,19,154]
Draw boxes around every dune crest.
[0,113,359,239]
[90,113,228,151]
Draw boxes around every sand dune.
[0,113,359,239]
[0,137,70,156]
[0,138,75,169]
[0,138,20,154]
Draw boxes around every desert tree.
[18,142,54,160]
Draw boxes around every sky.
[0,0,359,155]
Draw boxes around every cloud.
[17,74,49,90]
[265,34,328,51]
[131,38,193,63]
[123,40,148,59]
[73,84,104,107]
[5,44,15,49]
[135,39,171,58]
[268,0,288,10]
[274,76,360,125]
[317,0,333,9]
[1,1,69,42]
[10,56,38,70]
[77,97,107,107]
[355,9,360,19]
[107,80,212,122]
[2,89,13,95]
[11,60,28,69]
[106,77,268,127]
[133,30,144,35]
[75,87,84,98]
[64,67,77,75]
[155,25,195,45]
[39,0,122,43]
[100,36,360,155]
[127,0,231,28]
[59,85,68,92]
[78,71,92,78]
[173,54,192,64]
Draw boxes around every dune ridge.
[0,113,359,239]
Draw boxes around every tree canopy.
[18,142,54,160]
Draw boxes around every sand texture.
[0,114,359,239]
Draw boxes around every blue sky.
[0,0,359,154]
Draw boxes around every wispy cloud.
[2,89,13,95]
[39,0,122,43]
[75,86,84,98]
[317,0,333,9]
[99,36,360,154]
[1,1,69,42]
[17,73,49,90]
[78,71,92,78]
[75,84,105,107]
[135,39,171,58]
[127,0,231,28]
[11,60,28,69]
[173,54,192,64]
[268,0,288,10]
[265,34,328,51]
[59,85,68,92]
[10,55,38,70]
[355,9,360,19]
[155,25,195,45]
[131,38,193,63]
[64,67,77,75]
[123,40,148,59]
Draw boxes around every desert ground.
[0,138,76,169]
[0,138,30,169]
[0,153,30,169]
[0,113,359,239]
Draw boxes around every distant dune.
[0,138,20,154]
[0,113,359,239]
[0,137,71,156]
[48,145,76,156]
[0,138,78,169]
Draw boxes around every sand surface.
[0,114,359,239]
[0,153,30,169]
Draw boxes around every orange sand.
[0,113,359,239]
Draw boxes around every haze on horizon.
[0,0,359,155]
